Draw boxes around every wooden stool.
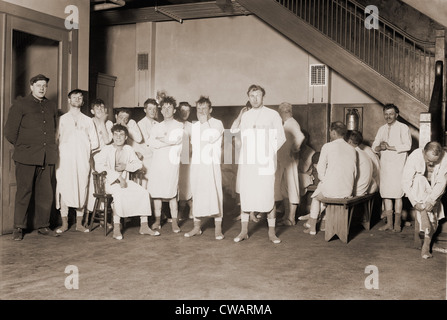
[87,171,113,236]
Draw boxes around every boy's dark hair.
[196,96,212,108]
[159,96,177,109]
[179,101,192,109]
[68,89,83,98]
[247,84,265,97]
[115,107,132,116]
[111,123,129,136]
[144,98,158,108]
[90,98,105,108]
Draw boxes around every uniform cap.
[30,74,49,85]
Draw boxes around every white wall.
[103,24,137,108]
[155,15,378,106]
[154,16,310,106]
[97,14,377,107]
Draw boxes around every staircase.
[235,0,441,128]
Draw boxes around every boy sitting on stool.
[94,124,159,240]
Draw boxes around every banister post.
[419,112,431,148]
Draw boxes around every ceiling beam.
[91,1,251,26]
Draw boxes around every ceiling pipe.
[92,0,126,11]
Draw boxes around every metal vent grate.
[310,64,327,86]
[137,53,149,70]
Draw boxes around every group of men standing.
[4,74,446,258]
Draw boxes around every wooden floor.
[1,193,446,302]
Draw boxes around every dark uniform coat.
[5,93,58,165]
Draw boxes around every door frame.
[0,3,78,234]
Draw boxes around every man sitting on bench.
[346,130,375,196]
[304,121,357,235]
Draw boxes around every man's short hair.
[68,89,83,98]
[144,98,158,108]
[424,141,443,156]
[179,101,192,109]
[115,107,131,116]
[347,130,363,146]
[90,98,105,108]
[247,84,265,97]
[278,102,293,114]
[196,96,212,108]
[330,121,347,138]
[384,103,399,114]
[159,96,177,109]
[111,123,129,136]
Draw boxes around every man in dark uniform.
[5,74,60,240]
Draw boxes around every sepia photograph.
[0,0,446,306]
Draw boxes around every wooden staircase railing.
[275,0,437,106]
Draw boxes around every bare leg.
[250,211,260,222]
[234,212,249,242]
[75,208,89,232]
[278,199,296,226]
[267,206,281,244]
[187,199,193,219]
[152,199,162,229]
[214,217,224,240]
[393,198,403,232]
[304,198,319,235]
[169,198,180,233]
[178,200,186,220]
[56,201,69,233]
[413,216,422,249]
[379,198,393,231]
[420,210,433,259]
[113,213,122,240]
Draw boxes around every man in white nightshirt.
[55,89,99,233]
[232,85,286,244]
[359,143,380,193]
[402,141,447,259]
[114,107,143,151]
[95,124,159,240]
[136,98,159,189]
[177,101,193,220]
[346,130,373,196]
[148,96,183,233]
[304,121,357,235]
[372,104,412,232]
[275,102,305,226]
[85,99,114,214]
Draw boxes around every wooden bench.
[320,192,379,243]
